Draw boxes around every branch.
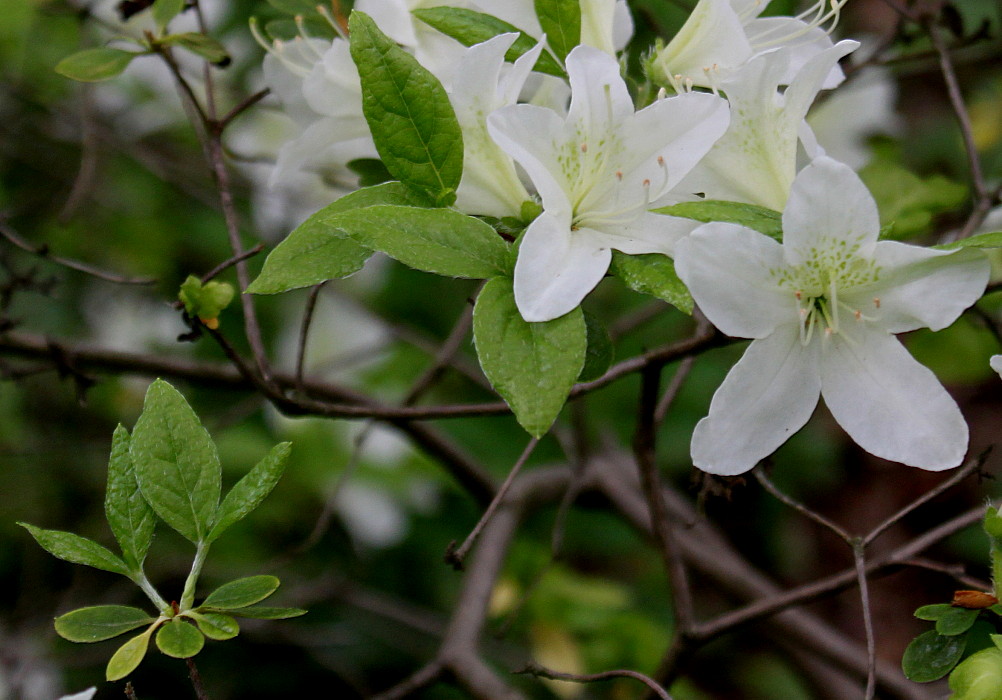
[516,662,674,700]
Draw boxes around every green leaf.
[55,48,138,82]
[332,205,511,279]
[989,604,1002,617]
[901,630,967,682]
[936,607,980,636]
[653,200,783,240]
[19,523,129,576]
[106,628,154,681]
[247,182,429,295]
[266,0,319,14]
[162,33,230,65]
[178,275,234,327]
[201,575,280,609]
[579,310,613,382]
[473,278,586,437]
[412,7,566,77]
[534,0,581,61]
[55,606,155,643]
[859,157,967,240]
[347,158,393,187]
[222,605,306,620]
[105,426,156,572]
[949,647,1002,700]
[207,442,290,543]
[152,0,185,30]
[264,16,338,41]
[349,11,463,206]
[188,612,239,641]
[935,231,1002,250]
[155,618,205,658]
[915,604,955,621]
[609,251,693,314]
[993,633,1002,651]
[130,380,221,543]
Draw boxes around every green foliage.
[937,608,981,636]
[580,310,614,382]
[107,630,155,682]
[949,647,1002,700]
[349,11,463,207]
[151,0,185,31]
[161,33,230,65]
[473,278,586,437]
[55,48,138,82]
[936,231,1002,250]
[105,426,156,572]
[178,275,234,327]
[859,157,968,240]
[412,7,566,77]
[534,0,581,61]
[18,524,129,576]
[156,618,205,658]
[189,612,240,640]
[201,575,280,609]
[654,200,783,240]
[207,443,290,542]
[55,606,156,643]
[609,251,693,314]
[903,630,968,682]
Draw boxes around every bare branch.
[516,662,674,700]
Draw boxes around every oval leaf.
[152,0,185,29]
[106,629,154,681]
[55,48,137,82]
[333,205,511,279]
[936,607,980,636]
[189,612,239,641]
[131,379,221,543]
[949,647,1002,700]
[534,0,581,61]
[202,575,280,609]
[163,33,229,65]
[207,442,290,542]
[19,523,129,576]
[155,618,205,658]
[349,11,463,206]
[654,200,783,241]
[579,310,613,382]
[472,278,586,437]
[105,426,156,572]
[902,629,967,682]
[224,605,307,620]
[914,603,954,621]
[55,606,155,643]
[609,251,693,314]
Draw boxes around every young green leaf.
[201,575,280,609]
[914,603,955,621]
[130,380,221,543]
[534,0,581,61]
[155,619,205,658]
[412,7,565,77]
[178,276,234,328]
[55,48,138,82]
[188,612,239,641]
[902,630,967,682]
[473,278,586,437]
[105,426,156,572]
[19,523,129,576]
[936,607,980,636]
[332,205,511,279]
[349,11,463,206]
[579,310,613,382]
[151,0,185,30]
[653,200,783,241]
[948,647,1002,700]
[223,605,306,620]
[207,442,291,543]
[609,251,693,314]
[247,181,430,295]
[935,231,1002,251]
[162,33,230,65]
[106,628,155,681]
[55,606,156,643]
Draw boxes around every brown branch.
[200,244,264,284]
[516,662,674,700]
[217,88,270,132]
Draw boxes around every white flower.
[649,0,846,92]
[677,39,857,210]
[472,0,634,55]
[59,689,97,700]
[487,45,729,322]
[674,156,990,475]
[449,34,543,218]
[991,355,1002,379]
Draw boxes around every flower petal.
[782,155,879,265]
[744,19,842,87]
[565,45,635,130]
[674,222,794,338]
[820,324,968,470]
[600,212,701,256]
[990,355,1002,378]
[691,323,821,475]
[513,213,612,321]
[650,0,753,89]
[844,243,990,333]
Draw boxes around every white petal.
[488,104,573,217]
[782,39,859,128]
[600,212,701,256]
[513,213,611,321]
[270,118,376,187]
[612,0,635,50]
[844,243,990,333]
[650,0,753,88]
[303,39,363,118]
[821,325,968,470]
[356,0,417,46]
[674,223,794,338]
[580,0,618,54]
[744,19,842,87]
[500,37,546,105]
[990,355,1002,378]
[692,323,821,475]
[565,45,635,129]
[59,689,97,700]
[782,156,880,265]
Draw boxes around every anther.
[794,290,803,300]
[873,297,881,308]
[657,156,665,167]
[615,170,623,180]
[854,310,862,320]
[580,144,588,153]
[642,179,651,188]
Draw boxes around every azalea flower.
[991,355,1002,379]
[487,45,729,322]
[648,0,846,92]
[472,0,634,56]
[449,34,543,218]
[676,39,857,210]
[674,156,990,474]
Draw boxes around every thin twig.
[853,544,877,700]
[516,662,674,700]
[754,467,852,543]
[371,661,444,700]
[200,244,264,284]
[186,657,210,700]
[654,355,696,425]
[445,437,539,569]
[295,282,326,391]
[0,221,156,285]
[217,88,271,132]
[124,682,138,700]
